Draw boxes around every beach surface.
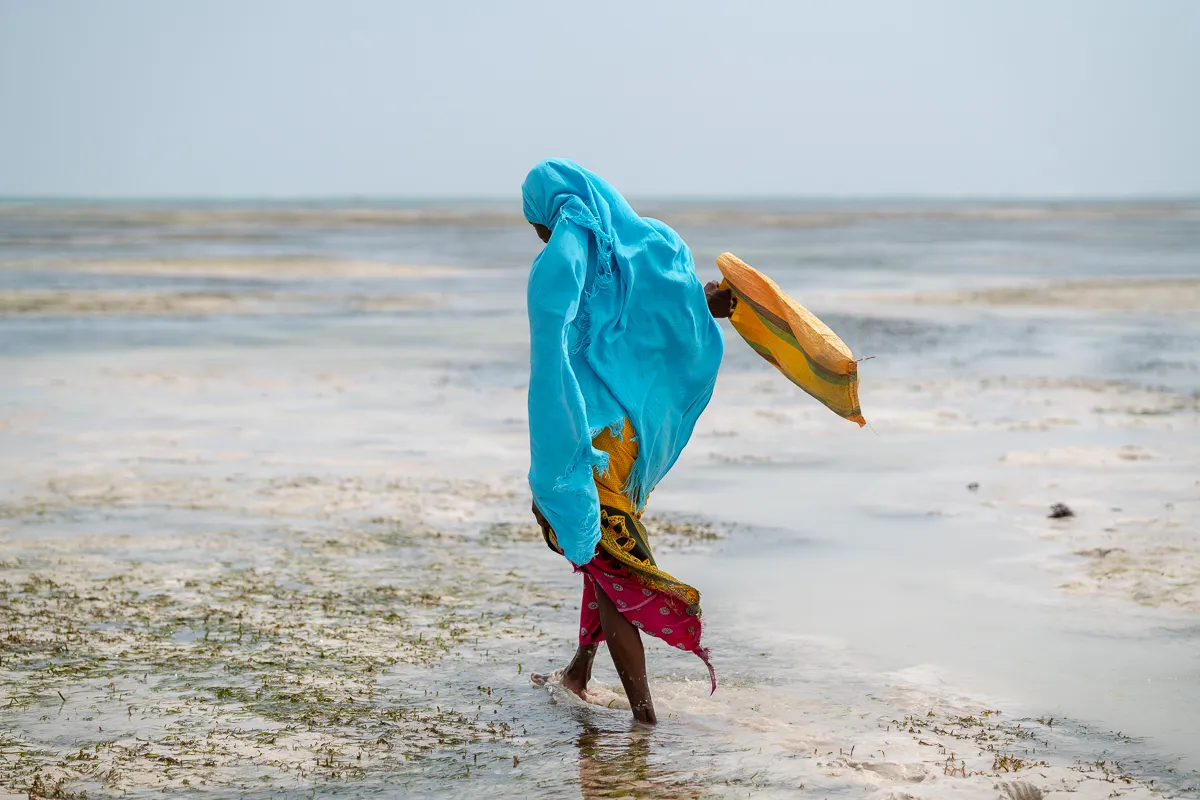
[1,201,1197,798]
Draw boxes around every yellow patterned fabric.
[717,252,866,426]
[539,419,702,615]
[590,420,702,613]
[590,419,643,514]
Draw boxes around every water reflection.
[576,722,708,799]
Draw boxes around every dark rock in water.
[1048,503,1075,519]
[966,482,980,492]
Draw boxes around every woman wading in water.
[524,159,732,724]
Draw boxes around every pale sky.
[1,0,1198,198]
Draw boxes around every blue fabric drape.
[524,159,724,565]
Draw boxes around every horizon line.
[2,192,1199,205]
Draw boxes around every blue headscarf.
[524,159,724,565]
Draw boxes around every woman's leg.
[561,573,602,697]
[561,643,598,698]
[535,573,599,699]
[595,586,657,724]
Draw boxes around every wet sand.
[4,339,1193,798]
[871,278,1200,313]
[0,288,434,316]
[2,207,1199,798]
[0,257,458,279]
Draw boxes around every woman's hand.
[704,280,734,319]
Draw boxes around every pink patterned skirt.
[574,550,716,694]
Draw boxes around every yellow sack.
[717,252,865,427]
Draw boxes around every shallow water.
[1,201,1198,797]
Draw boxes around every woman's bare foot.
[531,644,598,701]
[561,643,598,700]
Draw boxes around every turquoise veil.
[523,159,724,565]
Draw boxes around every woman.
[524,159,732,724]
